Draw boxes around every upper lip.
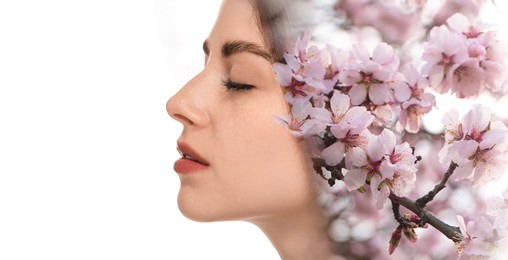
[176,141,210,166]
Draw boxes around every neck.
[248,201,334,260]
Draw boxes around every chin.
[177,188,230,222]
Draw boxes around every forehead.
[207,0,266,50]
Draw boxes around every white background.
[0,0,278,259]
[0,1,507,260]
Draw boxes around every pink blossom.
[449,58,487,98]
[422,25,469,94]
[447,13,487,39]
[336,0,422,44]
[442,109,464,144]
[340,43,400,105]
[457,205,508,259]
[292,29,321,65]
[273,61,313,105]
[394,65,436,133]
[445,13,506,97]
[344,129,418,208]
[273,52,327,105]
[275,101,326,138]
[439,105,508,187]
[432,0,487,26]
[372,104,396,127]
[483,37,508,94]
[423,13,508,98]
[378,131,418,197]
[452,141,508,187]
[315,91,374,166]
[273,30,327,105]
[323,44,349,92]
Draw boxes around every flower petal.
[330,91,350,119]
[321,141,346,166]
[349,84,368,105]
[344,169,368,191]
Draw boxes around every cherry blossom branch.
[314,155,464,242]
[416,162,458,208]
[388,193,464,243]
[314,148,464,243]
[388,162,463,243]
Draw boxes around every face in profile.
[166,0,318,222]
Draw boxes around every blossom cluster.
[422,13,508,98]
[274,29,436,136]
[439,105,508,187]
[274,3,508,258]
[456,189,508,259]
[274,30,422,209]
[335,0,488,44]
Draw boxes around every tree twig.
[389,193,463,243]
[391,201,413,227]
[416,162,458,208]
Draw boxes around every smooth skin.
[166,0,333,259]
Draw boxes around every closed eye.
[221,79,255,92]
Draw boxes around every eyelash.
[221,79,254,92]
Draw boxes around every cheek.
[210,92,316,217]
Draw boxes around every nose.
[166,73,210,127]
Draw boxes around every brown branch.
[311,146,464,243]
[391,201,413,227]
[416,162,458,208]
[389,193,464,243]
[388,162,464,243]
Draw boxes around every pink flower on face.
[273,53,326,105]
[394,65,436,133]
[273,61,313,105]
[340,43,400,105]
[422,25,469,94]
[290,29,326,91]
[293,29,321,65]
[313,91,374,166]
[344,130,418,208]
[273,30,327,105]
[439,105,508,187]
[275,100,326,138]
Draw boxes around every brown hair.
[250,0,307,62]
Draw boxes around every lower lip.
[173,158,209,174]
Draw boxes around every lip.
[174,141,210,174]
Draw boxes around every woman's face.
[166,0,317,222]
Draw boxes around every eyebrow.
[202,40,272,61]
